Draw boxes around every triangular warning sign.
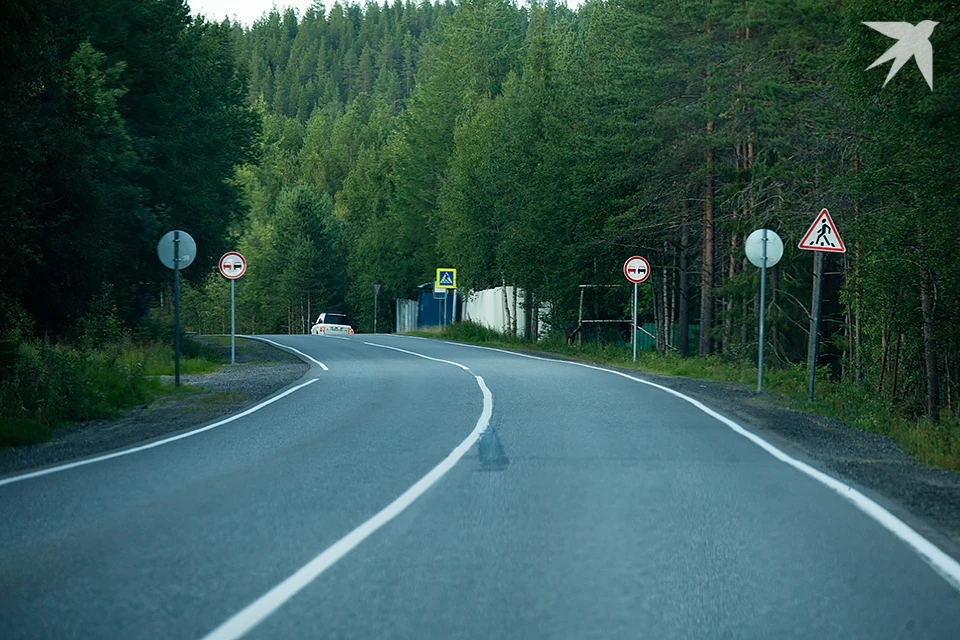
[798,208,845,253]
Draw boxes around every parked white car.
[310,312,354,336]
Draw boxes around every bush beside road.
[0,337,308,474]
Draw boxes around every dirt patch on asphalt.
[0,337,309,477]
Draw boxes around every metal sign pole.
[231,279,236,364]
[173,231,181,389]
[757,230,768,392]
[374,292,378,334]
[632,281,638,362]
[808,251,825,400]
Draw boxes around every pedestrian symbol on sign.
[815,219,834,247]
[435,268,457,289]
[798,209,845,254]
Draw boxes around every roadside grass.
[117,340,221,376]
[406,321,960,471]
[0,335,223,448]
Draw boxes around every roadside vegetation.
[412,322,960,472]
[0,295,221,448]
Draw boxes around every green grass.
[117,341,221,376]
[408,321,960,471]
[0,335,223,448]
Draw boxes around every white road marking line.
[201,363,492,640]
[0,378,320,488]
[363,341,471,371]
[394,335,960,593]
[241,336,329,370]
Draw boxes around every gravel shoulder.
[0,337,309,477]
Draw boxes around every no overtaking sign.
[219,252,247,279]
[623,256,650,284]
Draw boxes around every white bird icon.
[863,21,938,90]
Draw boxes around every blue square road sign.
[436,268,457,289]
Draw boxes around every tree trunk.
[524,289,532,340]
[678,202,690,358]
[770,263,779,360]
[724,227,736,353]
[945,355,953,417]
[853,154,863,387]
[501,277,511,336]
[890,332,901,405]
[741,298,748,345]
[877,317,890,395]
[699,134,714,357]
[668,251,676,350]
[700,13,714,358]
[511,285,518,336]
[577,286,584,346]
[660,259,669,354]
[531,296,540,342]
[842,255,851,383]
[920,271,940,421]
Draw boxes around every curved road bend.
[0,334,959,639]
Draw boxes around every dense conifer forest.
[2,0,959,431]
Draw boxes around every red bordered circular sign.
[623,256,650,284]
[219,251,247,279]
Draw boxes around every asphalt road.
[2,334,960,639]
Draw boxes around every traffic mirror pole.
[173,231,181,389]
[757,230,768,392]
[744,228,783,394]
[808,250,824,401]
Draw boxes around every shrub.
[75,284,125,350]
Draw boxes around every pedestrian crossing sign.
[436,268,457,289]
[798,208,845,253]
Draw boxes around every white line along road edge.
[399,335,960,593]
[201,349,493,640]
[241,335,329,370]
[0,378,319,488]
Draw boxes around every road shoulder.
[0,337,309,478]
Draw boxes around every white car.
[311,312,354,336]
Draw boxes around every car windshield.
[323,314,348,326]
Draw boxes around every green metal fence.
[635,323,700,352]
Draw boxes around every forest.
[1,0,958,443]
